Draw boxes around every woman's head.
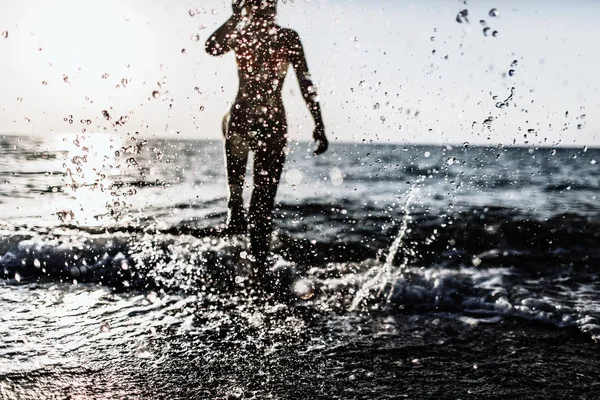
[246,0,277,20]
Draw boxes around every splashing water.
[495,87,515,108]
[349,184,417,311]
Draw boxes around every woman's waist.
[236,88,283,103]
[230,98,286,116]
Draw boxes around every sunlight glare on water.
[48,133,125,226]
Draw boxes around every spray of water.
[349,184,416,311]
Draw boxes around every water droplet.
[199,105,205,111]
[14,272,21,282]
[102,110,111,120]
[285,169,303,186]
[483,27,491,36]
[16,97,22,103]
[100,323,110,333]
[126,157,138,166]
[373,103,380,110]
[211,9,217,15]
[329,167,344,186]
[456,9,469,23]
[510,60,518,67]
[489,8,499,17]
[41,81,48,86]
[190,34,200,42]
[115,115,129,126]
[181,48,186,54]
[293,279,315,300]
[495,87,514,108]
[62,74,69,83]
[508,69,515,77]
[492,30,498,37]
[152,90,160,99]
[480,20,486,26]
[1,30,8,39]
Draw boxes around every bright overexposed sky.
[0,0,598,146]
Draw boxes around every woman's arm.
[205,1,245,56]
[288,30,328,155]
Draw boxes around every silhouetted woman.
[205,0,328,283]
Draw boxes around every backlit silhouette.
[205,0,328,283]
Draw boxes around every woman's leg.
[223,114,250,233]
[248,127,287,276]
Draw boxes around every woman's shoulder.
[277,26,300,41]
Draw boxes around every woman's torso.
[230,24,292,123]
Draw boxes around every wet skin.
[205,0,328,277]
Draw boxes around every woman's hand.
[313,125,328,156]
[232,0,246,15]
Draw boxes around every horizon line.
[1,132,597,150]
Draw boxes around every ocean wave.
[1,206,599,341]
[2,207,598,276]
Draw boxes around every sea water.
[1,135,599,397]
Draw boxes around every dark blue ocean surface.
[1,134,599,398]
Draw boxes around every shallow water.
[1,135,599,398]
